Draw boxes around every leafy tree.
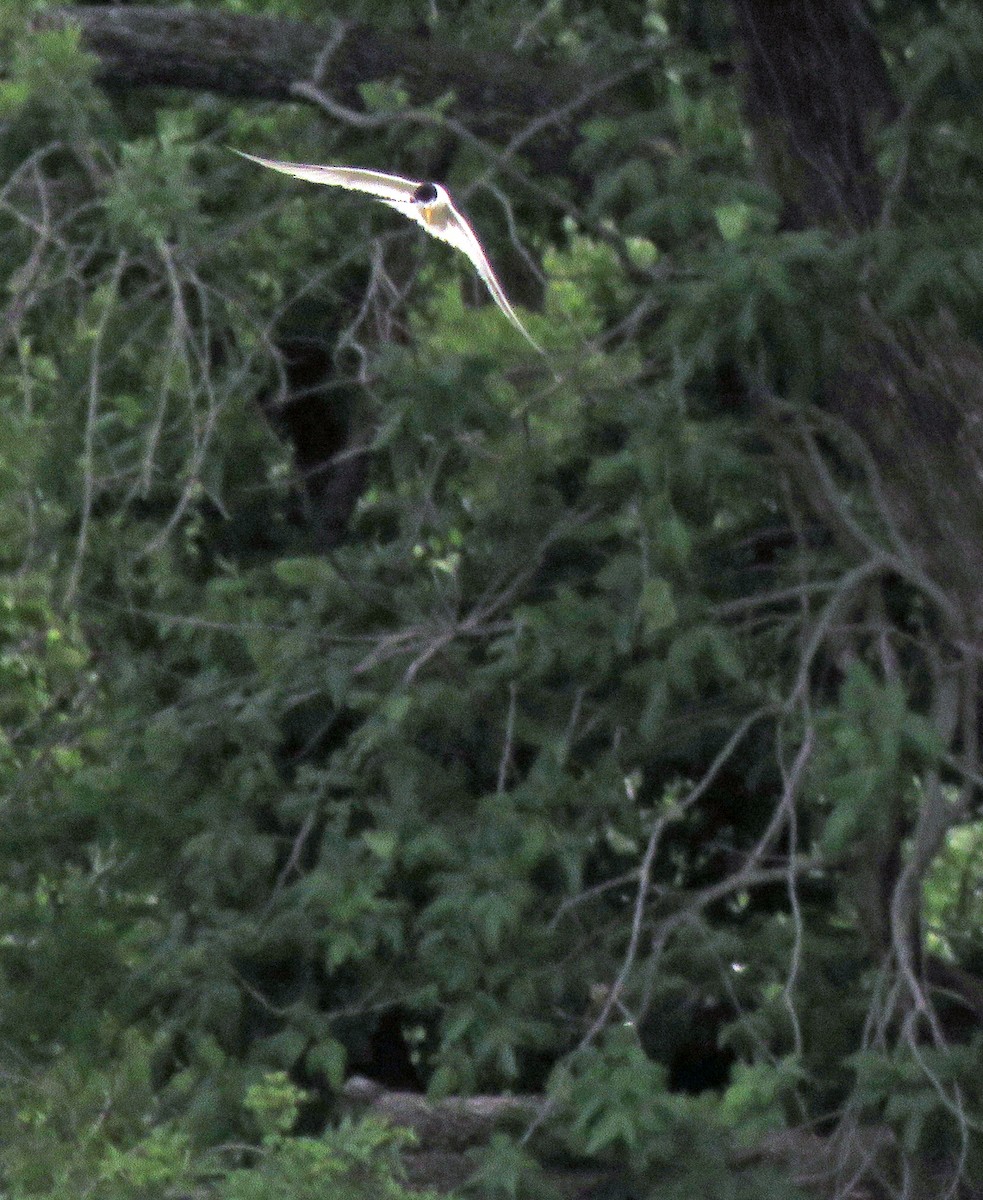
[3,0,983,1196]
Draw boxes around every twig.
[64,251,127,607]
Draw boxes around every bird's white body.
[235,151,543,353]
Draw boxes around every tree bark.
[732,0,897,229]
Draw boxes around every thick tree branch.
[39,6,612,171]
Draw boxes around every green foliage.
[0,583,91,777]
[0,21,97,118]
[3,1,983,1197]
[547,1028,804,1197]
[104,125,206,247]
[464,1134,561,1200]
[850,1040,983,1173]
[0,1056,432,1200]
[925,821,983,963]
[813,661,944,860]
[216,1114,434,1200]
[243,1070,308,1139]
[0,1031,195,1199]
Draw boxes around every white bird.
[234,151,544,354]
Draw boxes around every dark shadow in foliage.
[256,335,368,549]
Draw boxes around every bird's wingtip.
[229,148,265,166]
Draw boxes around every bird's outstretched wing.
[384,199,543,353]
[425,205,545,355]
[232,151,421,204]
[237,150,543,353]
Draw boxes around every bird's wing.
[422,203,544,353]
[234,151,421,203]
[237,152,544,353]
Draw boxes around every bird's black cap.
[411,182,439,204]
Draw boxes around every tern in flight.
[234,151,543,354]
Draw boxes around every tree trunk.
[732,0,897,229]
[732,0,983,617]
[732,0,981,1008]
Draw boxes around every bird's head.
[409,182,449,225]
[411,182,440,205]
